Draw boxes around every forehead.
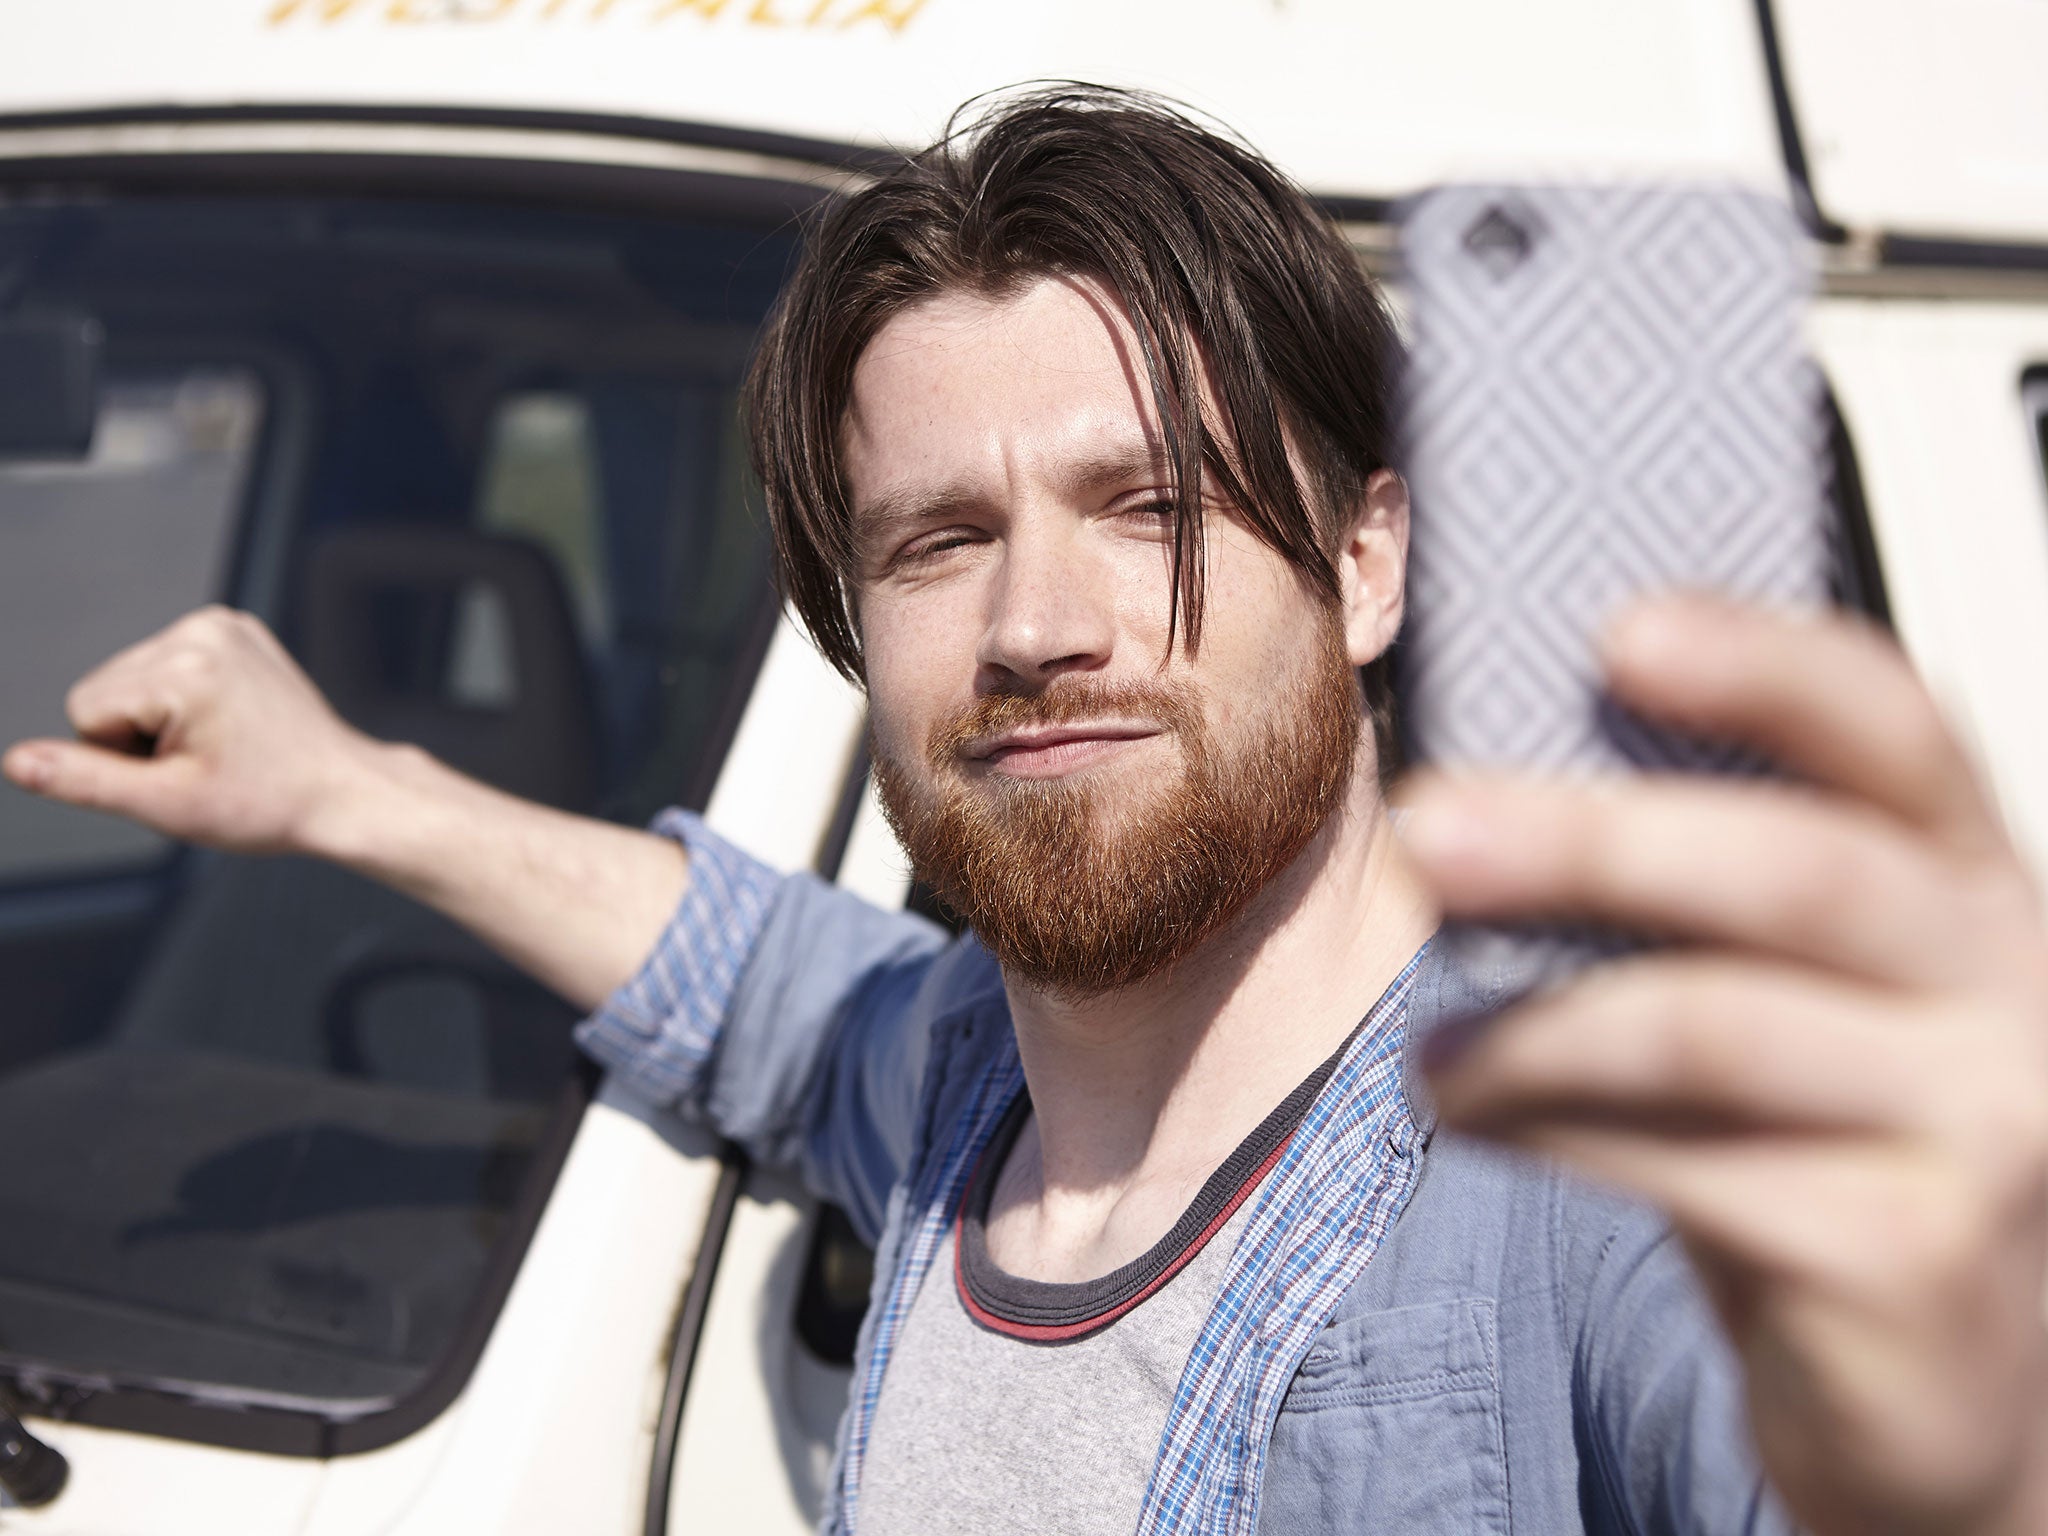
[841,275,1165,516]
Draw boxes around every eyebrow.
[852,442,1175,548]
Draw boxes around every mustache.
[927,678,1199,764]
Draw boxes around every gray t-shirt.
[860,1206,1250,1536]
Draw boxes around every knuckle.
[1757,836,1867,941]
[1945,860,2048,989]
[1973,1079,2048,1201]
[175,604,227,637]
[1891,1188,1991,1302]
[1660,1004,1749,1093]
[181,605,242,650]
[1891,684,1957,777]
[166,643,222,684]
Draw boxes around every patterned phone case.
[1394,183,1831,994]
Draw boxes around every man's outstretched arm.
[1,604,687,1012]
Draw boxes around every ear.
[1336,469,1410,667]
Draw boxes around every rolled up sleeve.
[574,808,977,1236]
[573,808,782,1105]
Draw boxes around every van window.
[0,194,788,1449]
[0,371,262,881]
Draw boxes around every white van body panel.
[300,1097,721,1536]
[1810,297,2048,877]
[1775,0,2048,243]
[705,613,869,877]
[0,1425,317,1535]
[0,0,1788,200]
[665,1168,849,1534]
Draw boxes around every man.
[6,87,2047,1534]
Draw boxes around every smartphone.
[1393,182,1833,994]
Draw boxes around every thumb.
[3,737,182,822]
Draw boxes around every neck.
[989,766,1438,1280]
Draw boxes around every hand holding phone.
[1394,184,2048,1536]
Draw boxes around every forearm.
[304,740,688,1012]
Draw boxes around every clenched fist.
[2,605,378,856]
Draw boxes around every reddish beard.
[870,619,1364,997]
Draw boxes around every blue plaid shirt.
[579,812,1791,1535]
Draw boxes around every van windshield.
[0,193,787,1434]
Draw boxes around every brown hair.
[743,83,1405,757]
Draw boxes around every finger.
[1604,595,2006,862]
[1,738,185,821]
[65,647,183,750]
[1425,955,1935,1135]
[1402,772,1974,989]
[62,605,255,748]
[1484,1120,1932,1292]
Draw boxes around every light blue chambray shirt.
[577,811,1794,1535]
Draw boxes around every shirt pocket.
[1260,1297,1510,1535]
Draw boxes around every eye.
[1117,497,1179,535]
[894,527,984,568]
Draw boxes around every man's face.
[845,275,1367,995]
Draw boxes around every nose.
[976,516,1117,690]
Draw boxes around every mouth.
[965,722,1163,779]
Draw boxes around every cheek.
[859,592,973,761]
[1186,535,1319,721]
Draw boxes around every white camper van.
[0,2,2042,1532]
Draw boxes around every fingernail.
[1603,599,1694,672]
[1417,1003,1508,1074]
[1402,799,1488,873]
[3,745,51,791]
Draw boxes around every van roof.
[0,0,1790,206]
[1,2,2039,249]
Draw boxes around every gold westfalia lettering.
[835,0,927,31]
[392,0,520,17]
[266,0,370,22]
[265,0,932,29]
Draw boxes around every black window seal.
[1748,0,1848,245]
[0,102,893,178]
[1822,381,1893,630]
[0,150,835,231]
[2023,370,2048,546]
